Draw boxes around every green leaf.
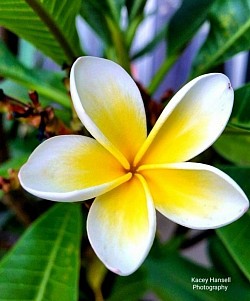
[111,0,126,22]
[109,247,250,301]
[146,0,215,94]
[208,236,249,285]
[0,0,82,65]
[216,212,250,281]
[0,130,39,178]
[0,80,33,103]
[18,39,37,68]
[0,203,82,301]
[124,0,147,49]
[108,270,146,301]
[0,211,13,229]
[0,40,70,108]
[80,0,113,47]
[81,0,132,70]
[80,0,125,47]
[131,23,167,60]
[0,155,29,177]
[125,0,147,21]
[192,0,250,76]
[213,128,250,166]
[167,0,215,56]
[80,1,130,71]
[229,84,250,130]
[0,80,71,124]
[145,254,220,301]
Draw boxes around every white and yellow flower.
[19,57,249,275]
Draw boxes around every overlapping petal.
[19,135,131,202]
[134,74,233,166]
[87,174,156,276]
[139,163,248,229]
[17,54,250,277]
[70,56,147,168]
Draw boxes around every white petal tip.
[106,265,133,276]
[109,267,122,275]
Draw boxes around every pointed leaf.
[125,0,147,21]
[145,254,250,300]
[192,0,250,76]
[0,155,29,177]
[167,0,215,56]
[0,203,82,301]
[80,0,125,46]
[216,212,250,281]
[0,0,82,65]
[108,270,146,301]
[132,23,167,60]
[213,128,250,166]
[229,83,250,130]
[109,246,250,301]
[80,0,113,46]
[208,236,249,284]
[0,40,70,107]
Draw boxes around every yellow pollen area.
[125,162,140,176]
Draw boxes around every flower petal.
[70,56,147,168]
[135,73,233,165]
[87,174,156,275]
[139,163,249,229]
[19,135,131,202]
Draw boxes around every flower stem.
[106,17,131,74]
[147,53,178,95]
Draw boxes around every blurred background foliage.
[0,0,250,300]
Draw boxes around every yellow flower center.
[125,162,139,176]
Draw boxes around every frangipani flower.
[19,57,249,276]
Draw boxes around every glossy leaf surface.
[0,203,82,301]
[109,246,250,300]
[217,212,250,281]
[229,84,250,130]
[192,0,250,76]
[80,0,113,47]
[209,236,249,285]
[213,129,250,166]
[125,0,147,21]
[0,0,82,65]
[167,0,215,56]
[0,40,70,107]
